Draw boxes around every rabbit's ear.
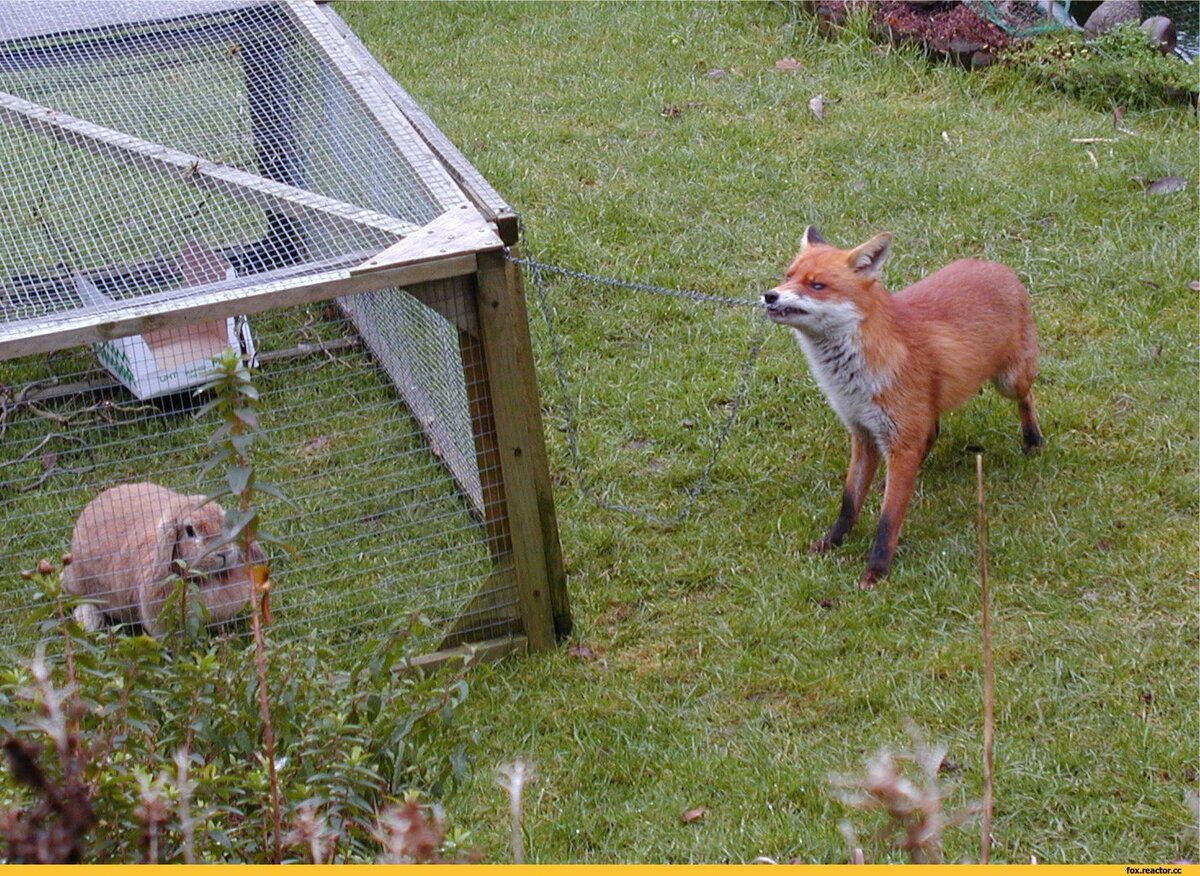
[150,516,181,585]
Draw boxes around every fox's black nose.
[763,291,779,305]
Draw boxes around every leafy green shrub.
[0,578,473,862]
[999,23,1200,108]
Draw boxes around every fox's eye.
[809,281,826,291]
[184,525,196,539]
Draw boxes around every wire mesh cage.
[0,0,567,663]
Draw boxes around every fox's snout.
[762,290,779,305]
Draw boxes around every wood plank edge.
[0,252,477,361]
[407,633,527,675]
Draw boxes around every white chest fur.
[792,328,894,449]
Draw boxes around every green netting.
[971,0,1197,59]
[968,0,1075,37]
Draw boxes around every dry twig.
[832,723,980,863]
[375,799,445,864]
[977,454,995,863]
[174,750,197,865]
[0,654,95,863]
[284,804,338,865]
[497,760,534,864]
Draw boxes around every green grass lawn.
[339,1,1198,864]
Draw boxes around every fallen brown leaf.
[569,644,598,660]
[809,94,826,122]
[776,57,804,72]
[1113,104,1137,136]
[299,435,331,456]
[1189,280,1200,292]
[661,103,682,119]
[681,806,708,824]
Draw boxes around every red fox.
[763,227,1042,589]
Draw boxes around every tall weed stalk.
[195,348,285,861]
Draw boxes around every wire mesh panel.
[340,281,483,515]
[0,0,470,337]
[0,286,521,656]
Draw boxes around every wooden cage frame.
[0,0,570,666]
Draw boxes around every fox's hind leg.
[1016,390,1043,453]
[994,364,1043,454]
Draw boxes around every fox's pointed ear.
[848,232,893,277]
[800,225,827,252]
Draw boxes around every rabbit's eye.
[184,525,197,539]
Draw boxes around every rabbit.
[61,482,266,636]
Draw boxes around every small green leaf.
[254,481,295,506]
[206,421,234,446]
[225,508,258,540]
[199,448,234,478]
[256,529,299,557]
[227,465,253,495]
[202,488,234,507]
[192,395,225,418]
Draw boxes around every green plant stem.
[249,575,282,863]
[235,425,282,864]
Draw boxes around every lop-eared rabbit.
[62,482,264,636]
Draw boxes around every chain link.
[515,251,768,528]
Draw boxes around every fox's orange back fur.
[804,253,1038,424]
[763,227,1041,588]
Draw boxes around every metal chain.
[515,251,768,528]
[509,254,768,311]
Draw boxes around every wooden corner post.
[473,250,570,650]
